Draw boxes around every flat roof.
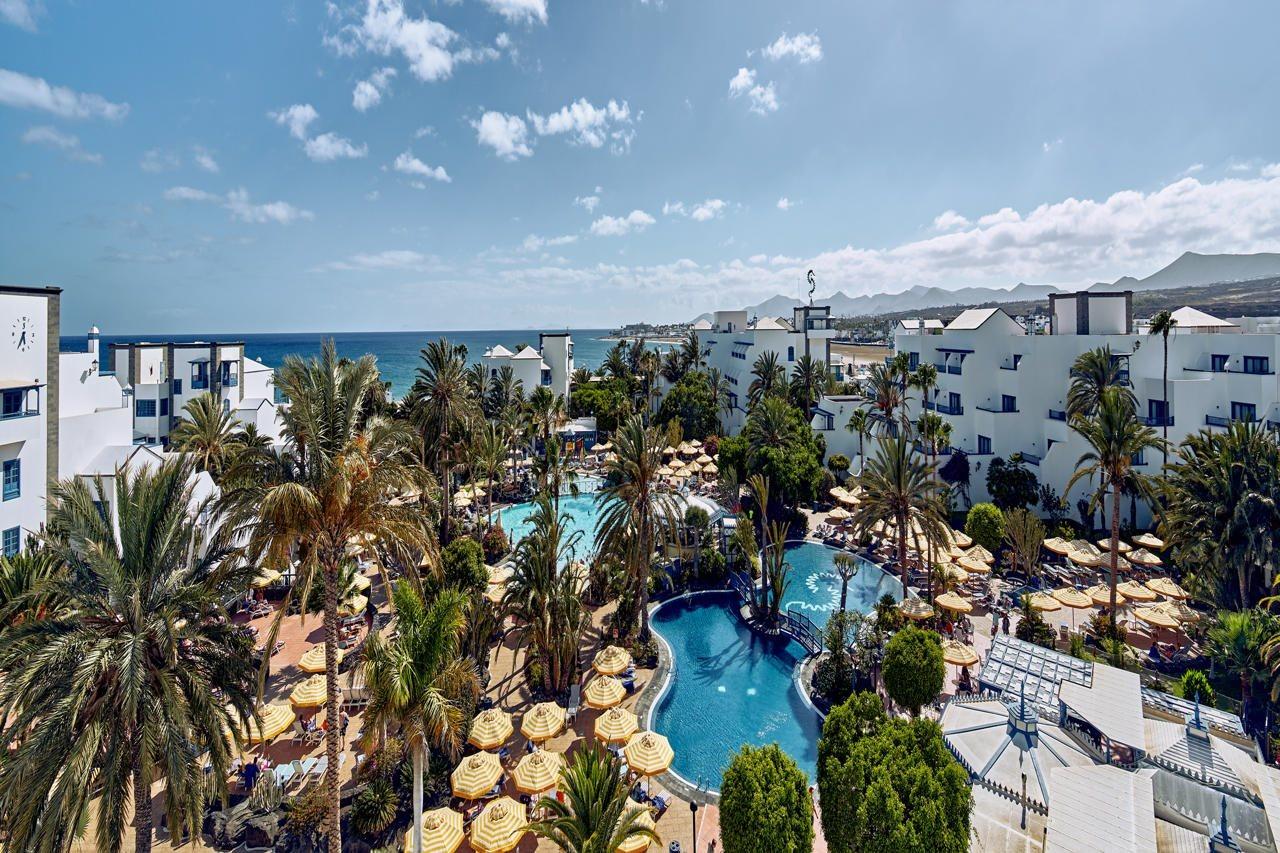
[1059,664,1144,749]
[0,284,61,296]
[1045,766,1157,853]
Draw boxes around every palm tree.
[789,355,828,421]
[1207,609,1275,708]
[602,342,631,384]
[487,364,525,419]
[846,408,870,473]
[659,348,685,385]
[534,435,579,512]
[411,338,478,545]
[833,552,860,615]
[1067,346,1135,421]
[530,743,660,853]
[680,328,706,373]
[363,584,479,853]
[0,460,257,853]
[226,340,431,846]
[747,351,785,408]
[706,367,734,431]
[917,411,949,479]
[862,362,903,434]
[1066,387,1165,626]
[464,362,489,399]
[910,363,939,417]
[471,421,509,526]
[503,494,588,693]
[1162,422,1280,609]
[1147,309,1178,474]
[0,547,64,624]
[527,385,565,445]
[849,435,950,597]
[570,366,594,388]
[595,415,675,639]
[169,391,241,479]
[744,396,795,462]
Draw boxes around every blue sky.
[3,0,1280,334]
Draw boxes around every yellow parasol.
[595,706,639,744]
[402,807,463,853]
[512,749,564,794]
[1117,580,1157,602]
[942,563,969,584]
[1043,537,1074,556]
[957,555,991,575]
[1097,537,1132,553]
[934,591,972,614]
[696,454,713,464]
[583,676,626,710]
[1158,600,1201,624]
[593,645,632,676]
[298,644,343,674]
[688,439,702,448]
[485,582,506,605]
[623,731,674,777]
[964,544,995,564]
[703,462,719,476]
[941,639,980,667]
[520,702,566,742]
[1026,592,1062,613]
[450,751,503,800]
[827,506,852,522]
[686,461,703,473]
[1084,583,1124,606]
[1132,532,1165,550]
[453,495,472,509]
[469,797,528,853]
[353,573,372,591]
[1135,606,1179,631]
[289,674,328,708]
[240,704,296,743]
[617,804,658,853]
[468,708,514,751]
[949,529,973,548]
[663,446,678,456]
[1052,587,1093,610]
[338,593,369,618]
[656,466,674,477]
[251,568,282,589]
[829,486,849,501]
[1127,548,1163,568]
[1145,577,1188,599]
[898,598,935,620]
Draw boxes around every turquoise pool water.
[650,592,822,789]
[497,477,603,556]
[779,541,902,627]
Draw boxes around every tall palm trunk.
[1161,337,1169,476]
[637,516,653,639]
[322,556,344,847]
[412,743,427,853]
[1108,480,1121,628]
[897,513,909,598]
[133,755,152,853]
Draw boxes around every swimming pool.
[649,592,822,790]
[778,541,902,628]
[497,476,603,557]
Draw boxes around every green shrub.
[965,502,1005,554]
[827,453,851,476]
[351,778,398,838]
[882,626,944,716]
[698,548,727,583]
[1178,669,1216,708]
[813,653,853,706]
[441,537,488,595]
[481,525,509,563]
[284,784,328,837]
[720,744,813,853]
[1015,595,1056,649]
[874,593,903,633]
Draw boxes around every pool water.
[497,476,603,557]
[650,592,822,790]
[779,541,902,627]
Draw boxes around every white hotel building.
[481,332,574,400]
[817,291,1280,526]
[693,305,839,433]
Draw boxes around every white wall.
[0,291,52,549]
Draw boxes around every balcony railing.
[935,403,964,416]
[222,376,238,388]
[976,404,1018,414]
[1048,409,1067,421]
[1138,415,1174,427]
[191,378,209,390]
[933,363,946,371]
[946,364,963,376]
[1206,415,1260,428]
[1019,452,1041,466]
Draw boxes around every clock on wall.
[12,317,34,352]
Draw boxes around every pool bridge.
[728,571,823,656]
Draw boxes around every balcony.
[935,402,964,416]
[222,376,238,388]
[946,364,963,376]
[976,404,1018,414]
[933,362,947,372]
[1018,452,1041,466]
[1205,415,1260,428]
[803,317,834,332]
[1048,409,1067,421]
[191,378,209,390]
[1138,415,1175,427]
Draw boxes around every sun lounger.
[273,763,296,788]
[568,684,580,722]
[307,755,328,783]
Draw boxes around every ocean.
[60,329,674,398]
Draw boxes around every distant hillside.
[697,252,1280,323]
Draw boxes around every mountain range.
[696,252,1280,322]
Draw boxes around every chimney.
[87,325,100,360]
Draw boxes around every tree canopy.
[655,372,720,440]
[719,744,814,853]
[964,503,1004,554]
[882,626,945,716]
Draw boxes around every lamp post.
[690,797,699,852]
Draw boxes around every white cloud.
[522,233,578,252]
[776,197,792,211]
[393,150,450,182]
[0,68,128,120]
[164,185,313,224]
[140,148,181,172]
[304,132,368,161]
[414,126,436,138]
[762,32,822,64]
[727,68,777,115]
[749,253,768,264]
[932,209,969,231]
[1,0,41,31]
[352,66,396,111]
[1260,163,1280,178]
[1181,163,1204,176]
[269,103,319,140]
[495,32,511,49]
[1042,138,1063,153]
[324,0,499,82]
[528,98,634,152]
[314,249,439,271]
[193,146,219,173]
[691,199,727,221]
[472,111,532,160]
[662,201,686,216]
[574,194,600,213]
[590,209,655,237]
[22,125,100,163]
[480,0,546,25]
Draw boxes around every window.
[191,363,209,390]
[1243,356,1270,375]
[1231,401,1257,422]
[172,378,182,395]
[159,397,169,417]
[1211,354,1229,372]
[1148,399,1169,426]
[221,362,237,387]
[908,351,919,370]
[2,459,18,501]
[787,346,795,362]
[1,527,18,557]
[1,389,21,418]
[1001,394,1017,412]
[977,435,992,455]
[135,399,156,418]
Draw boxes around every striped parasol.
[1145,577,1188,599]
[595,706,639,744]
[934,591,972,614]
[298,644,343,674]
[623,731,674,777]
[594,645,632,676]
[239,704,296,744]
[520,702,566,742]
[1117,580,1157,602]
[402,807,464,853]
[450,751,503,800]
[512,749,564,794]
[468,708,514,750]
[289,674,328,708]
[584,676,626,710]
[469,797,528,853]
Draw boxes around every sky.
[3,0,1280,335]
